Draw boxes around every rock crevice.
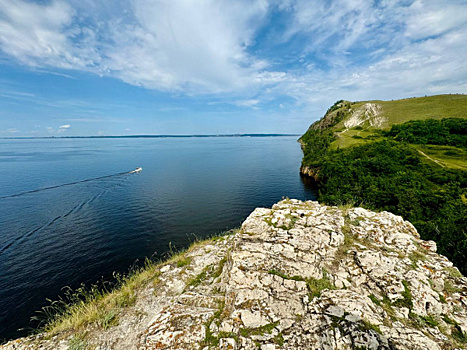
[2,200,466,349]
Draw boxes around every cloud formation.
[0,0,465,106]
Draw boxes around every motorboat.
[132,167,142,173]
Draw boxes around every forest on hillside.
[301,117,467,273]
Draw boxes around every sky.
[0,0,466,137]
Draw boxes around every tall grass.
[33,258,162,336]
[32,228,239,338]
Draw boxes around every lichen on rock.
[2,199,466,349]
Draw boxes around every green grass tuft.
[392,280,413,309]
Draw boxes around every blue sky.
[0,0,466,136]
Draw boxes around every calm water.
[0,136,316,341]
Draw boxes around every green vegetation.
[408,249,427,269]
[384,118,467,148]
[68,333,88,350]
[239,321,279,337]
[203,300,239,347]
[368,294,381,307]
[372,94,467,124]
[35,258,160,336]
[267,268,336,298]
[306,272,336,298]
[300,95,467,274]
[35,229,238,339]
[442,315,467,344]
[393,280,413,309]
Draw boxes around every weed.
[442,315,457,325]
[239,321,279,337]
[409,313,439,328]
[441,315,467,344]
[212,256,228,279]
[187,268,209,288]
[444,267,463,278]
[438,293,447,304]
[408,250,427,269]
[392,280,413,310]
[361,320,383,334]
[368,294,381,306]
[268,269,304,282]
[444,280,461,294]
[68,333,87,350]
[268,268,335,298]
[202,300,238,347]
[273,332,285,346]
[97,309,118,330]
[306,270,336,298]
[452,325,467,344]
[176,256,191,268]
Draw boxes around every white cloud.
[233,99,260,108]
[59,124,70,129]
[0,0,270,93]
[0,0,465,112]
[0,0,78,67]
[405,0,467,40]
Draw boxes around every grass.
[239,321,279,337]
[203,300,235,347]
[444,266,463,278]
[408,249,427,269]
[444,280,461,294]
[36,258,161,336]
[375,94,467,125]
[268,268,336,298]
[442,315,467,344]
[68,332,88,350]
[368,294,381,306]
[35,229,239,338]
[416,144,467,170]
[326,94,467,151]
[306,270,336,298]
[392,280,413,310]
[333,128,384,149]
[361,320,383,334]
[268,269,304,282]
[175,256,192,268]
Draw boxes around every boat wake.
[0,168,141,254]
[0,168,141,200]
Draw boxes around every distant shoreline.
[1,134,300,140]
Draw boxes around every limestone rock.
[2,200,466,349]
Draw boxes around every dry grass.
[36,228,239,337]
[39,258,162,336]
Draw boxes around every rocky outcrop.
[308,101,351,132]
[343,103,386,129]
[299,165,319,181]
[2,200,467,349]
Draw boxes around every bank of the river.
[299,95,467,275]
[2,199,466,349]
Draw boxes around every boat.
[132,167,142,173]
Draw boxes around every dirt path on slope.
[417,149,445,168]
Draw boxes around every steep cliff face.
[2,200,467,349]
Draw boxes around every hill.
[301,94,467,169]
[299,94,467,276]
[1,200,466,349]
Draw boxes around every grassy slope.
[329,94,467,168]
[300,94,467,275]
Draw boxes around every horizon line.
[1,133,301,140]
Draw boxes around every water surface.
[0,136,316,341]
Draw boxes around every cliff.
[297,95,467,278]
[2,199,466,349]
